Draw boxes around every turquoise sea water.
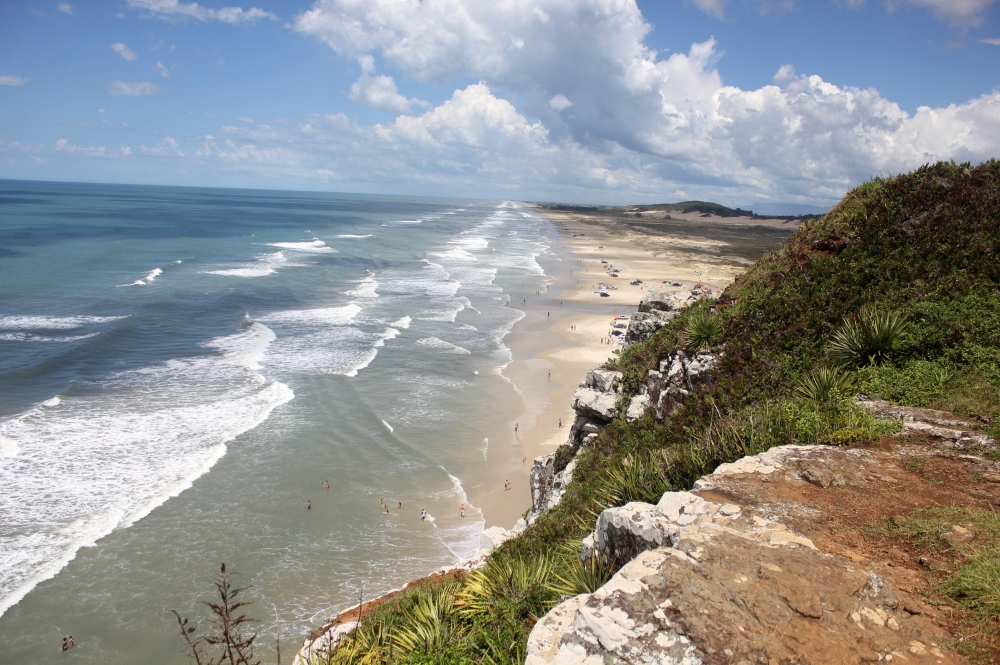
[0,181,556,663]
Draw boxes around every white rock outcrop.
[526,444,968,665]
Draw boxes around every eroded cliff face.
[527,433,1000,665]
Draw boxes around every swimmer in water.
[307,500,311,510]
[421,509,427,520]
[460,504,466,518]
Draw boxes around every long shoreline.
[294,205,795,660]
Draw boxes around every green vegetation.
[679,310,721,353]
[176,162,1000,664]
[829,306,908,368]
[535,199,821,221]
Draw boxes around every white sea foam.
[435,469,484,560]
[41,397,60,407]
[0,332,99,343]
[336,234,371,239]
[374,327,400,348]
[397,220,423,224]
[257,304,361,327]
[0,324,294,619]
[0,315,126,330]
[117,267,163,287]
[416,337,471,355]
[256,305,390,378]
[381,419,394,433]
[203,322,276,371]
[0,435,19,458]
[391,316,411,329]
[206,251,288,278]
[346,275,379,299]
[268,239,335,253]
[431,247,477,263]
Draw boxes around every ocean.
[0,180,556,663]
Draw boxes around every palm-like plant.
[680,311,721,353]
[548,549,616,597]
[594,452,672,508]
[794,367,857,403]
[829,306,907,367]
[392,591,459,654]
[455,555,553,618]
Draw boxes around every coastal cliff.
[298,161,1000,664]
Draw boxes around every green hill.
[537,199,821,220]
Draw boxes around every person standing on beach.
[306,500,311,510]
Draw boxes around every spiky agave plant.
[547,548,616,597]
[454,555,554,618]
[829,306,907,367]
[392,590,460,655]
[594,452,672,509]
[679,311,721,354]
[794,367,857,403]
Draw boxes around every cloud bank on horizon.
[1,0,999,206]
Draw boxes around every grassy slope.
[319,161,1000,664]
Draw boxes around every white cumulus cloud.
[127,0,276,24]
[108,80,162,96]
[348,56,425,114]
[111,43,138,61]
[0,76,29,86]
[287,0,1000,204]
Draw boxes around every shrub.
[829,306,908,368]
[679,311,721,353]
[393,591,460,655]
[794,367,857,403]
[818,427,875,446]
[593,452,672,508]
[547,548,616,597]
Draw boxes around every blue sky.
[1,0,998,207]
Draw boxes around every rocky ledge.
[527,436,1000,665]
[624,293,679,345]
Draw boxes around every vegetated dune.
[302,161,1000,665]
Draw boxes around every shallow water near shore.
[0,181,557,663]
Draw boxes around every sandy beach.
[467,206,800,529]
